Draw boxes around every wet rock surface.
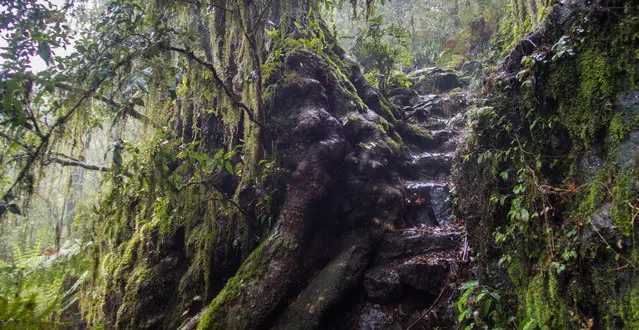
[325,68,469,329]
[617,131,639,170]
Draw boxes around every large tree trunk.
[190,0,408,323]
[100,1,463,329]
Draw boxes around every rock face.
[322,73,469,329]
[452,1,639,328]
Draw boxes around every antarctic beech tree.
[148,1,410,328]
[97,0,415,328]
[3,0,419,328]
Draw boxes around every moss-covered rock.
[454,1,639,328]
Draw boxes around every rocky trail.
[325,69,474,329]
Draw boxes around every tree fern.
[0,240,92,328]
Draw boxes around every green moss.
[506,252,525,289]
[111,235,142,280]
[386,138,400,153]
[550,48,615,146]
[405,122,431,139]
[578,50,613,101]
[461,6,639,330]
[197,241,269,329]
[523,271,571,328]
[575,168,612,218]
[611,170,639,237]
[610,113,632,147]
[393,130,403,144]
[592,262,639,329]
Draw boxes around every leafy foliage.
[351,15,411,93]
[0,240,91,328]
[457,280,514,330]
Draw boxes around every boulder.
[461,61,482,74]
[410,68,462,94]
[388,87,419,107]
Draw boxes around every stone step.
[404,181,454,226]
[400,152,453,181]
[376,225,462,261]
[421,117,449,130]
[388,87,420,107]
[407,93,467,121]
[414,94,438,105]
[402,128,459,152]
[404,180,453,194]
[426,129,460,153]
[364,226,462,301]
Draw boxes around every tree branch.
[161,45,264,128]
[55,83,158,128]
[51,157,133,177]
[2,51,139,200]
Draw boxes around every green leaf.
[530,118,538,130]
[213,149,224,160]
[225,161,234,175]
[191,152,208,163]
[483,298,493,316]
[285,38,300,47]
[37,42,52,65]
[500,171,508,181]
[461,280,479,290]
[7,204,21,215]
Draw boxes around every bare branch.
[51,157,133,178]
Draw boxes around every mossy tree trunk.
[101,0,407,329]
[193,2,404,328]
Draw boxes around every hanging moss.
[592,262,639,329]
[523,271,572,328]
[611,170,639,237]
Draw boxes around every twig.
[523,38,537,48]
[628,201,639,254]
[462,233,470,263]
[2,51,138,200]
[0,131,30,149]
